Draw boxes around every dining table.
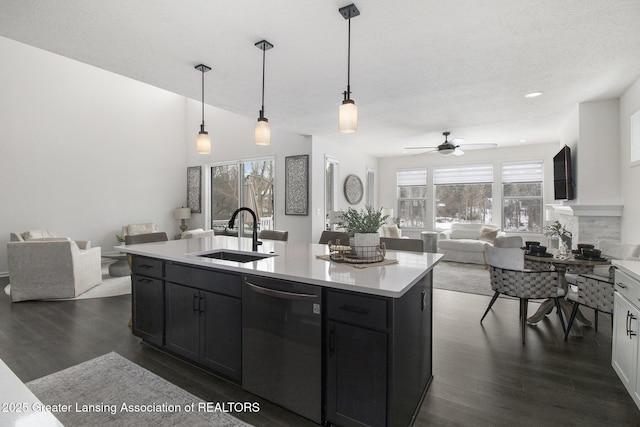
[524,251,611,334]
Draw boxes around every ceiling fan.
[404,131,497,156]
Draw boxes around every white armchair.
[7,239,102,302]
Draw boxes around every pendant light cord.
[261,46,266,115]
[201,69,205,126]
[346,17,351,98]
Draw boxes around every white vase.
[353,232,380,259]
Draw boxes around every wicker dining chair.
[564,272,615,340]
[481,245,566,345]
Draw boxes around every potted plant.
[544,220,572,254]
[338,206,389,259]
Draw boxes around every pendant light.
[338,3,360,133]
[255,40,274,146]
[195,64,212,154]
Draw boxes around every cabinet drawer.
[327,290,387,331]
[165,263,241,298]
[615,270,640,308]
[131,256,163,279]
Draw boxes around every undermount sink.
[198,250,274,263]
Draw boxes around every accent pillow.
[383,225,400,238]
[28,237,71,242]
[23,229,57,240]
[450,223,483,239]
[479,226,499,244]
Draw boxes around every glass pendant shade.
[339,100,358,133]
[255,118,271,146]
[196,129,211,154]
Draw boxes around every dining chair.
[318,231,350,245]
[481,245,566,345]
[564,273,615,340]
[380,237,423,252]
[258,229,289,241]
[494,235,524,248]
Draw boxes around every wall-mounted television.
[553,145,575,200]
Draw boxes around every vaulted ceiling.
[2,0,640,157]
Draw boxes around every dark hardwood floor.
[1,276,638,426]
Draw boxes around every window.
[325,157,340,229]
[397,169,428,228]
[434,164,493,229]
[502,161,543,233]
[210,158,274,232]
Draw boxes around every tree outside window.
[433,164,493,230]
[502,162,544,233]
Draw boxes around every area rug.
[3,267,131,301]
[27,352,253,427]
[432,261,493,296]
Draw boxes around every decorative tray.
[574,254,608,262]
[328,242,386,264]
[525,251,554,258]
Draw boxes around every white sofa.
[437,223,504,264]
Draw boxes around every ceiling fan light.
[196,128,211,154]
[339,100,358,133]
[439,148,455,156]
[255,117,271,145]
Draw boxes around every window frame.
[501,161,544,234]
[396,168,428,229]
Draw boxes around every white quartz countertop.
[117,236,442,298]
[613,259,640,282]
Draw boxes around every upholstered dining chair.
[318,231,350,245]
[494,235,524,248]
[258,229,289,241]
[380,237,423,252]
[564,273,615,340]
[481,245,566,345]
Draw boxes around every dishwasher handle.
[246,281,319,301]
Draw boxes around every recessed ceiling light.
[525,92,543,98]
[519,139,527,143]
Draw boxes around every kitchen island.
[118,236,442,427]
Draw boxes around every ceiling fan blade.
[453,148,465,156]
[457,143,497,150]
[404,146,438,150]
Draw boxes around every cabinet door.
[131,274,164,346]
[612,293,639,394]
[165,282,200,360]
[200,290,241,382]
[326,320,387,427]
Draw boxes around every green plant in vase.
[544,221,572,254]
[338,206,389,259]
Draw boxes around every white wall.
[378,143,560,238]
[0,37,188,274]
[310,136,379,243]
[619,76,640,243]
[574,100,621,205]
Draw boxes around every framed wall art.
[344,174,364,205]
[285,155,309,215]
[187,166,202,213]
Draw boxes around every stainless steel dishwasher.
[242,275,322,424]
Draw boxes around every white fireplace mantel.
[547,204,624,217]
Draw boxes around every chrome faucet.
[228,207,262,252]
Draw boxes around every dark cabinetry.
[326,273,433,427]
[131,256,164,346]
[164,263,241,382]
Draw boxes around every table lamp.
[174,207,191,233]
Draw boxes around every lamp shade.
[196,131,211,154]
[255,119,271,145]
[174,207,192,220]
[339,100,358,133]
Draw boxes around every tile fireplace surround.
[548,204,623,245]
